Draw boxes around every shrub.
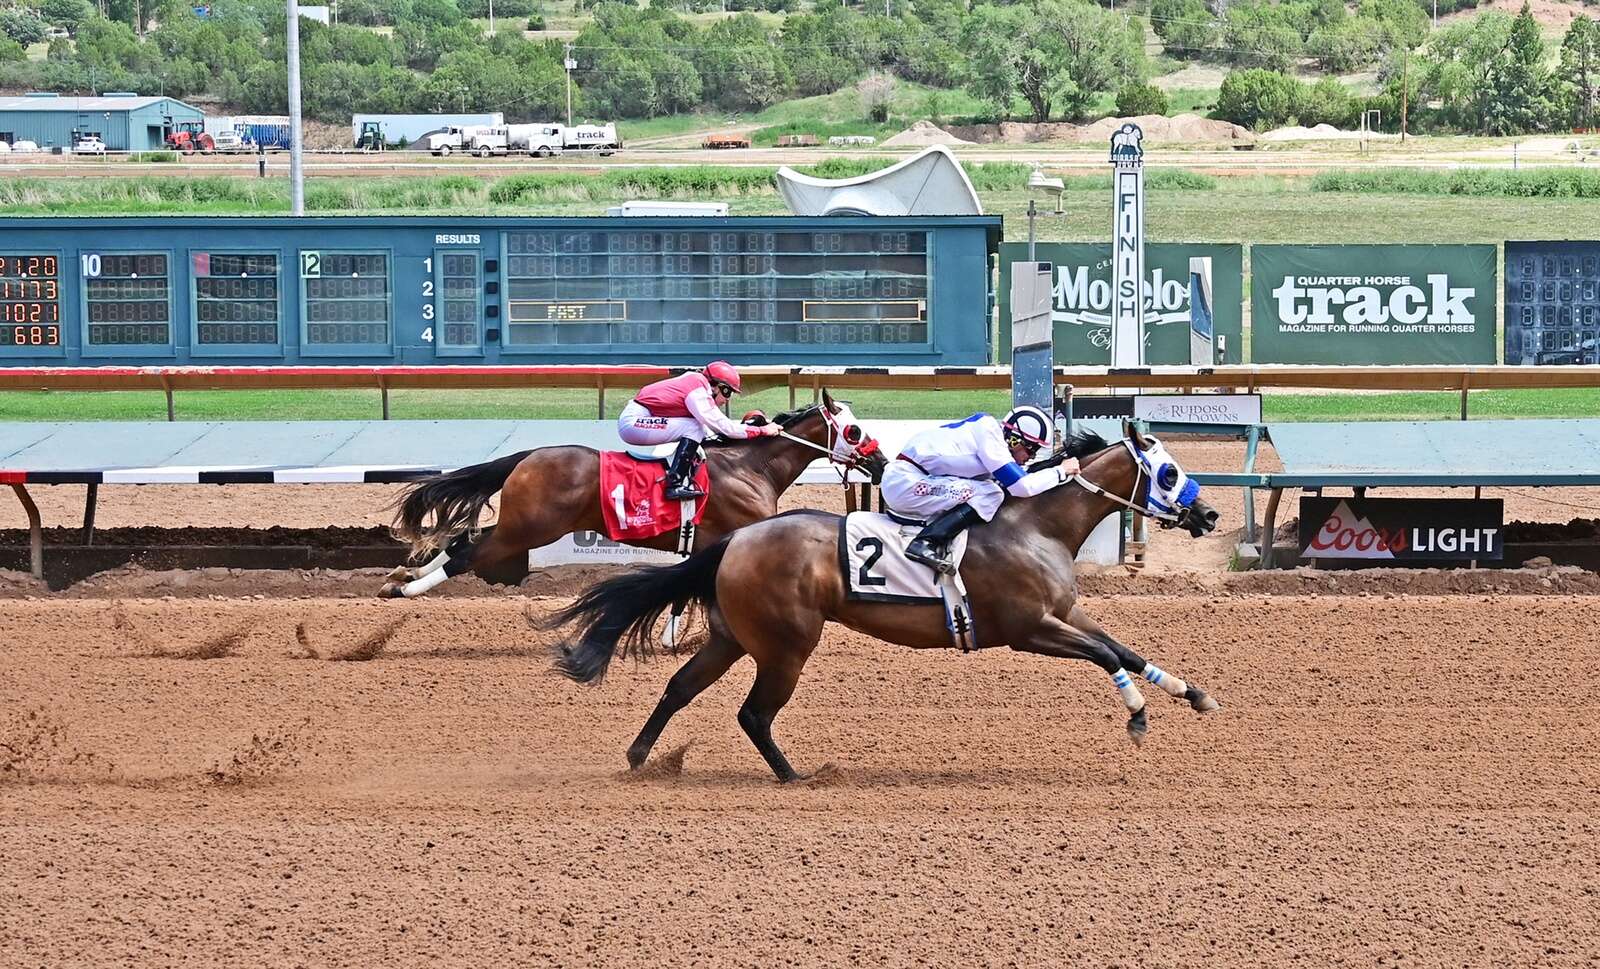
[1309,167,1600,197]
[1214,69,1301,130]
[1296,77,1358,128]
[1115,82,1171,117]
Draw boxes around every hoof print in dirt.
[293,617,407,662]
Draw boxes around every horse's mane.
[1032,428,1113,469]
[771,404,821,429]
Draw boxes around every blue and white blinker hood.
[1126,436,1200,520]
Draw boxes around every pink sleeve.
[686,385,758,438]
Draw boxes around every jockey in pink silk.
[617,361,781,499]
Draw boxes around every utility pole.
[489,0,494,36]
[1401,47,1409,144]
[287,0,305,216]
[564,43,576,127]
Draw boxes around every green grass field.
[4,386,1600,423]
[5,172,1599,245]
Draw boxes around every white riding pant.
[617,401,705,446]
[880,458,1005,523]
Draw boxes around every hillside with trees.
[0,0,1597,136]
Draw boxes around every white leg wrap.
[1141,662,1189,698]
[661,612,681,649]
[415,549,451,578]
[1111,669,1146,713]
[402,566,451,598]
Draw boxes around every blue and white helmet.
[1002,405,1052,455]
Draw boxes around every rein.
[775,407,880,509]
[1066,440,1180,524]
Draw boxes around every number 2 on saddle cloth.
[598,451,712,542]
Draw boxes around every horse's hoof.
[1186,686,1220,714]
[377,582,405,599]
[626,747,649,770]
[386,566,412,583]
[1126,707,1149,747]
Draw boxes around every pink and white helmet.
[705,360,742,395]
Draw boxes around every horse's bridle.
[1065,440,1183,526]
[774,405,880,475]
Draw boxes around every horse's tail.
[549,535,732,684]
[388,450,532,559]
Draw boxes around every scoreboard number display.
[0,254,61,348]
[301,250,392,347]
[503,230,930,347]
[82,252,172,347]
[194,252,281,346]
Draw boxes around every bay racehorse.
[549,421,1222,782]
[381,390,886,600]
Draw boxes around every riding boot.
[904,503,984,575]
[662,438,707,500]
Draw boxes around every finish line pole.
[1109,122,1146,370]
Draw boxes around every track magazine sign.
[1504,241,1600,365]
[1298,497,1503,561]
[528,531,678,567]
[998,243,1244,365]
[1252,245,1497,364]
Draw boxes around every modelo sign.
[997,243,1244,365]
[1252,245,1497,364]
[1299,497,1503,561]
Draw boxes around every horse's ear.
[1127,420,1153,452]
[822,388,837,412]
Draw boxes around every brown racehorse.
[381,390,886,601]
[549,422,1223,782]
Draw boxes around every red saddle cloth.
[598,451,712,541]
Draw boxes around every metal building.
[0,94,205,152]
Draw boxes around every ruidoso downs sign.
[998,243,1244,365]
[1252,245,1497,364]
[1298,496,1503,561]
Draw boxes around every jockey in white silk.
[881,405,1080,574]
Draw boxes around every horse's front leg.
[1065,606,1220,715]
[1012,617,1151,746]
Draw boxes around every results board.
[0,216,999,366]
[1,254,61,349]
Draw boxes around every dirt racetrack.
[3,588,1598,967]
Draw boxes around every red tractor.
[166,121,215,154]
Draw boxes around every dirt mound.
[948,113,1253,146]
[1261,123,1397,142]
[882,120,974,147]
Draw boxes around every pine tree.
[1560,16,1600,130]
[1482,2,1552,134]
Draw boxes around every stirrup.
[905,539,956,575]
[664,480,706,500]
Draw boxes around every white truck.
[427,125,491,156]
[467,127,511,157]
[211,130,255,153]
[561,123,621,154]
[508,123,565,157]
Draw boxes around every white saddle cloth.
[841,511,971,604]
